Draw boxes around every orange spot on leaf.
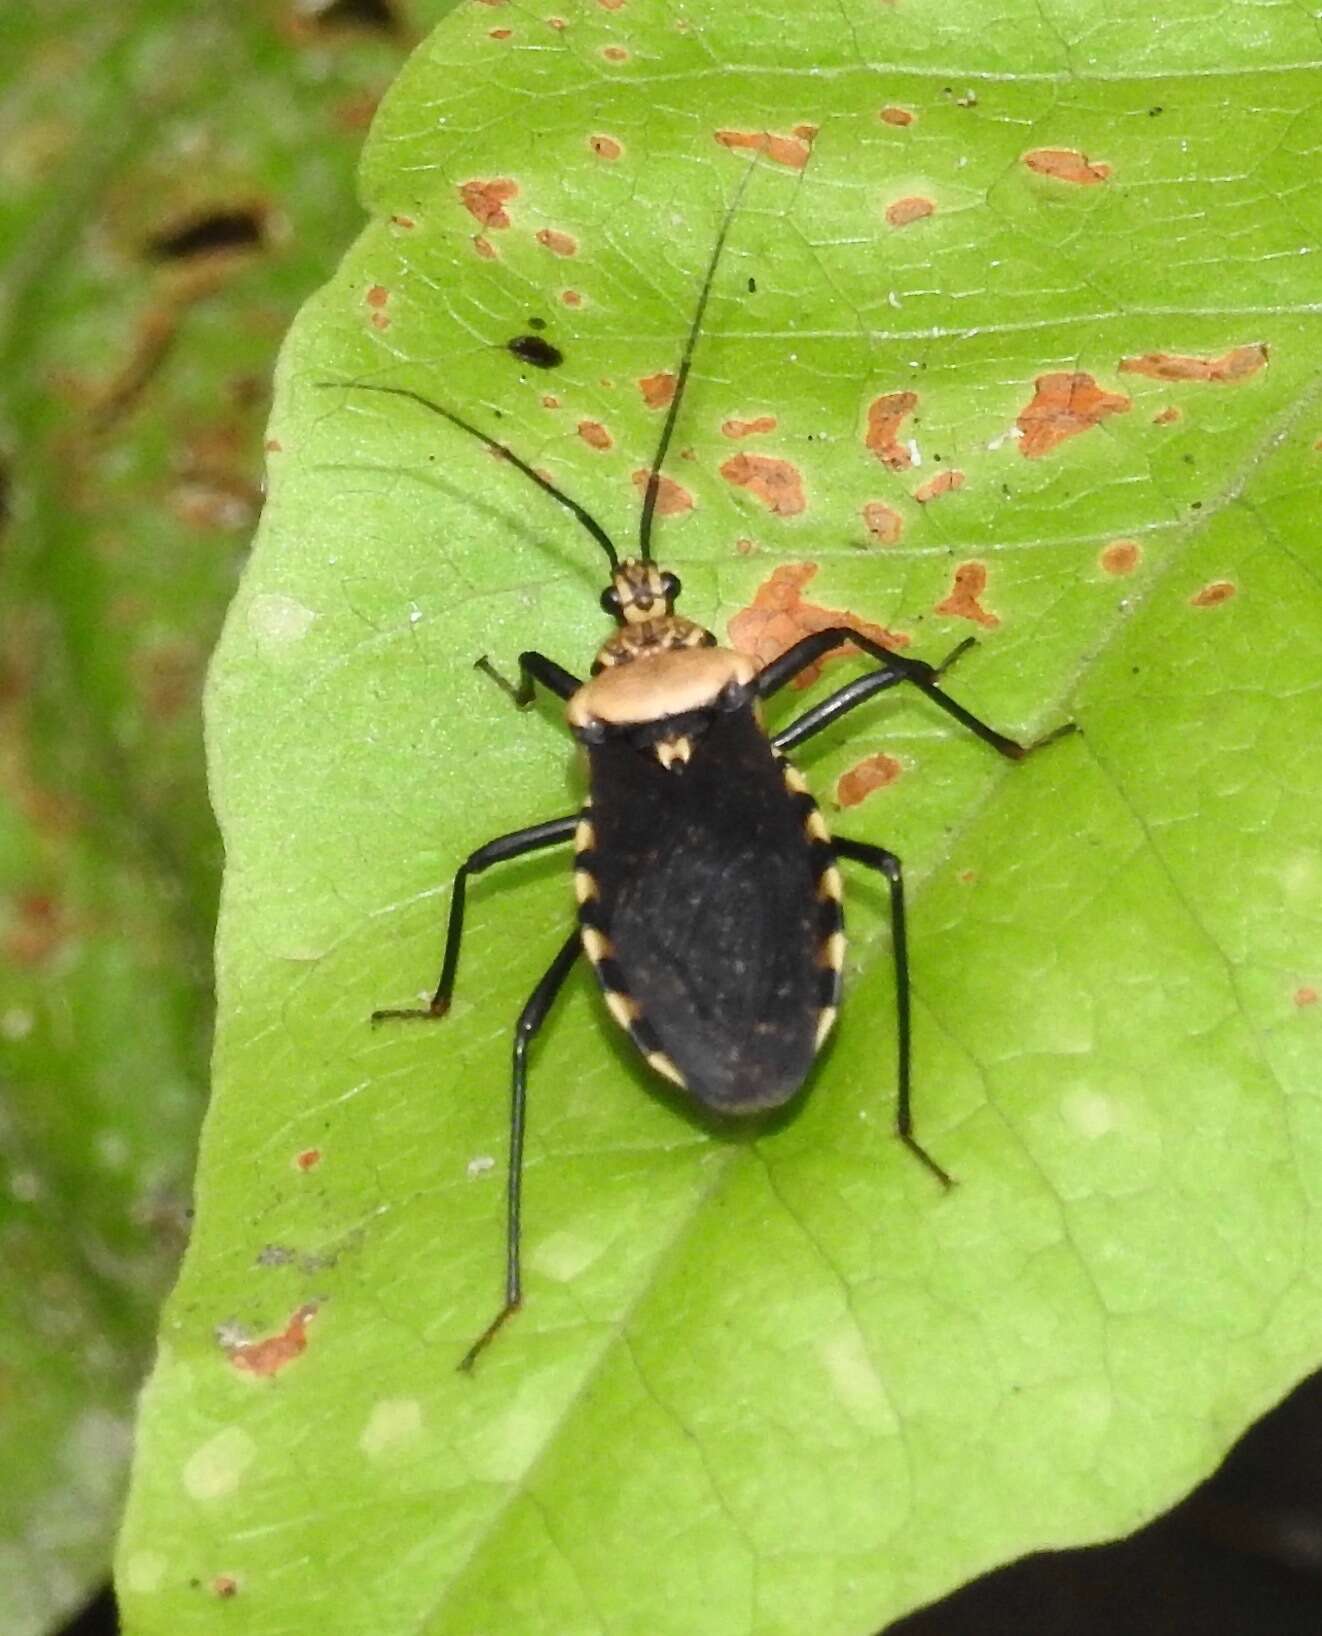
[264,437,282,453]
[390,215,415,230]
[459,178,518,229]
[1016,372,1131,458]
[630,470,692,516]
[936,562,999,627]
[601,44,629,61]
[837,753,904,808]
[1295,986,1319,1007]
[1119,345,1268,383]
[560,289,582,307]
[1152,405,1182,424]
[577,419,612,450]
[1099,540,1141,575]
[226,1304,318,1378]
[880,106,914,126]
[719,452,806,516]
[598,0,625,8]
[714,127,815,170]
[913,469,965,503]
[488,26,512,38]
[590,134,622,159]
[1023,148,1111,185]
[865,391,918,469]
[472,235,497,260]
[365,285,388,308]
[728,563,909,689]
[886,196,935,228]
[212,1577,239,1600]
[541,394,560,409]
[721,415,777,438]
[294,1148,322,1172]
[537,228,578,257]
[1190,580,1235,607]
[861,501,903,544]
[639,371,676,409]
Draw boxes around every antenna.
[314,381,621,571]
[637,156,759,562]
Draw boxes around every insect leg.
[475,650,581,709]
[833,836,953,1191]
[460,927,581,1373]
[372,815,578,1022]
[759,628,1073,759]
[770,639,976,753]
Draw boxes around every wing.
[580,703,840,1112]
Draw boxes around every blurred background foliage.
[0,4,458,1630]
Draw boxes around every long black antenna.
[315,381,620,571]
[637,156,759,563]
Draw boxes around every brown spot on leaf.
[3,893,72,967]
[577,419,612,449]
[226,1304,318,1377]
[639,371,676,409]
[630,470,692,516]
[537,228,578,257]
[936,562,999,627]
[1016,372,1131,458]
[913,469,965,503]
[598,0,625,8]
[561,289,582,307]
[1119,344,1268,383]
[590,134,622,160]
[1099,540,1141,575]
[1295,986,1318,1007]
[865,391,918,469]
[601,44,629,61]
[736,537,756,555]
[714,127,815,170]
[880,106,914,126]
[541,394,560,409]
[133,640,201,720]
[722,415,777,438]
[1152,405,1181,424]
[728,563,908,688]
[720,452,806,516]
[547,15,567,28]
[265,438,282,453]
[473,235,497,260]
[212,1577,239,1600]
[295,1148,322,1172]
[886,196,935,228]
[390,214,415,230]
[488,25,512,37]
[861,502,903,544]
[1023,148,1112,185]
[1190,580,1235,607]
[459,178,518,230]
[837,753,903,808]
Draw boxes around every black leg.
[475,649,581,709]
[772,638,977,754]
[372,815,578,1023]
[460,928,581,1373]
[833,836,952,1191]
[759,627,1073,760]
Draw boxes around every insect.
[338,178,1073,1371]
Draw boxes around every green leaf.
[0,3,458,1629]
[120,2,1322,1632]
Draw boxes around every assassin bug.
[339,177,1072,1371]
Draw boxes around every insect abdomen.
[576,704,842,1112]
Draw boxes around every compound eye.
[600,585,622,617]
[661,572,682,601]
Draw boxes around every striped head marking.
[600,559,681,626]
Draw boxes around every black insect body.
[341,178,1073,1371]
